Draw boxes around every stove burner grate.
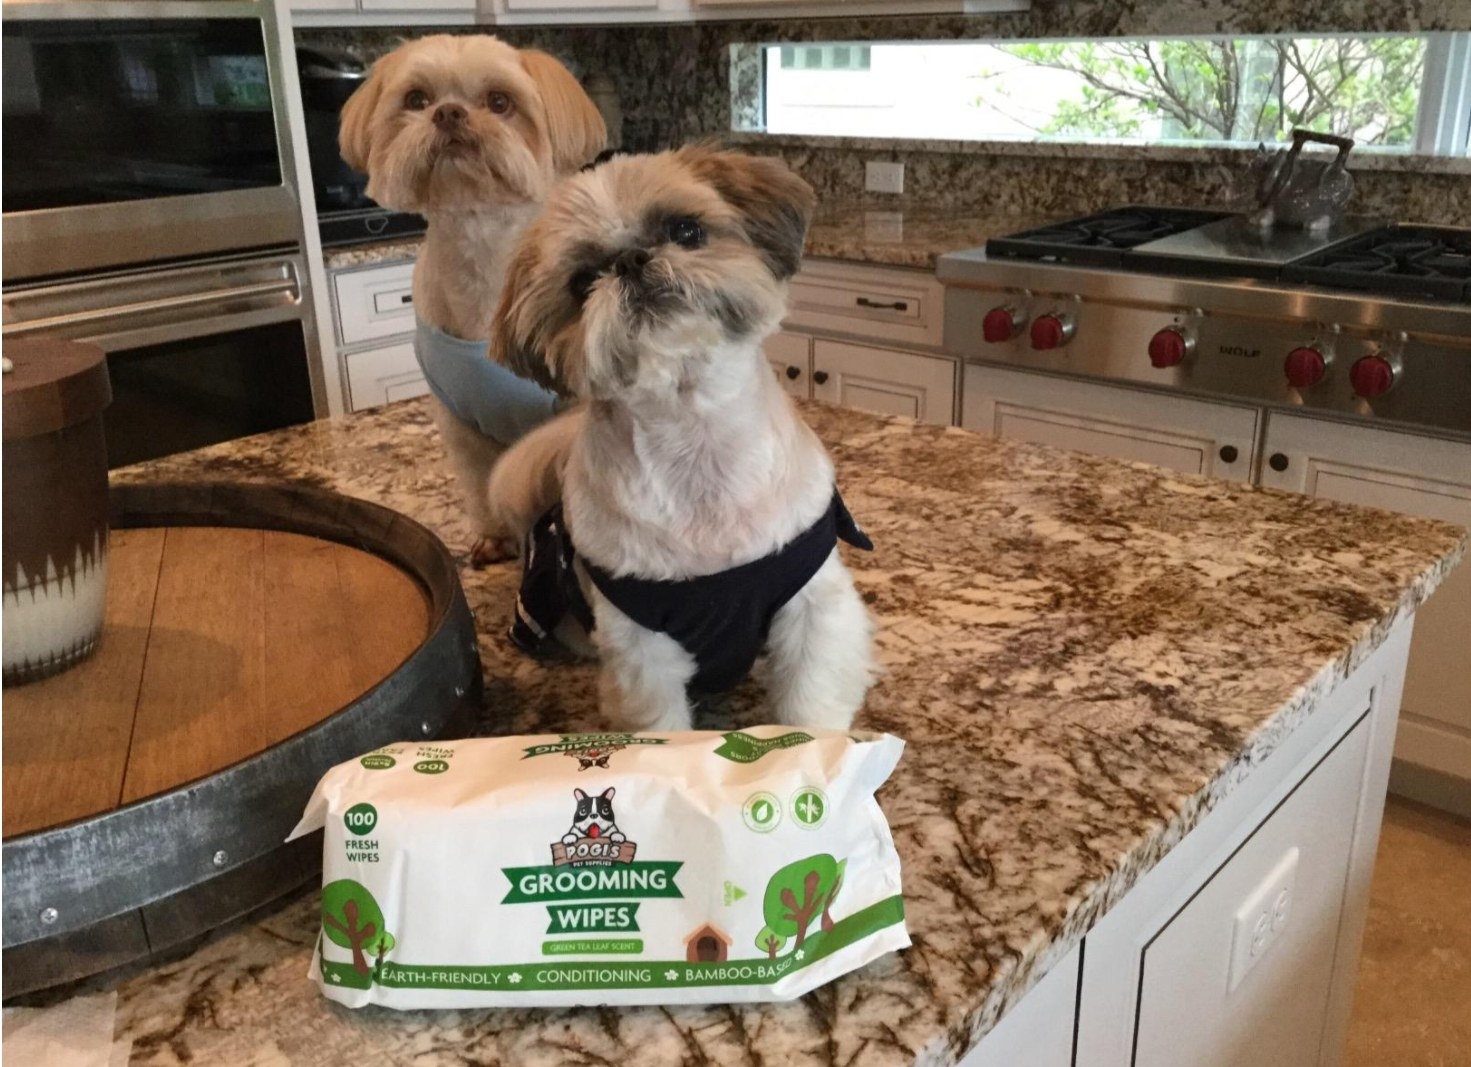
[987,206,1232,267]
[1284,225,1471,302]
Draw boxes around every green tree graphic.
[755,925,788,959]
[322,879,389,977]
[761,854,842,951]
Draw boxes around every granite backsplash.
[298,0,1471,227]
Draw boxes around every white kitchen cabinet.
[962,364,1260,483]
[292,0,475,24]
[765,329,812,399]
[765,325,957,425]
[813,338,956,425]
[787,258,945,351]
[1133,715,1369,1067]
[475,0,1025,27]
[1259,413,1471,795]
[959,621,1412,1066]
[344,341,430,411]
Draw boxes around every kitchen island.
[88,398,1461,1065]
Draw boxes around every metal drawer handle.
[856,297,908,311]
[2,278,299,339]
[785,365,801,380]
[813,370,830,385]
[1268,453,1290,472]
[400,293,413,305]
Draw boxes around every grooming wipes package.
[290,728,908,1008]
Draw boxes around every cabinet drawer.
[333,262,416,348]
[345,341,429,412]
[785,260,943,348]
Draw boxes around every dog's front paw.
[610,832,626,843]
[562,833,580,846]
[470,534,519,567]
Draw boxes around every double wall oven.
[2,0,324,468]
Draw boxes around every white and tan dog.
[488,147,876,732]
[339,34,605,564]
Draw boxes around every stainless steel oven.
[2,0,303,282]
[3,0,327,462]
[2,251,319,468]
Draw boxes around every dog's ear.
[678,146,815,280]
[573,788,587,801]
[490,239,566,395]
[601,787,616,800]
[520,50,607,174]
[338,50,400,172]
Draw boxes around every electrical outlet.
[1228,847,1299,993]
[865,161,905,196]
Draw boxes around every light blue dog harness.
[413,318,561,446]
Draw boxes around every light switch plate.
[1228,847,1299,993]
[865,161,905,196]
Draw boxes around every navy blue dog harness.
[510,491,873,694]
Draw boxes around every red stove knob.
[1148,327,1192,368]
[1350,354,1396,398]
[1285,346,1328,389]
[1030,313,1075,351]
[982,306,1025,343]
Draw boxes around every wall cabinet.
[294,0,1024,25]
[1258,413,1471,795]
[961,364,1259,483]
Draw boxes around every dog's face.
[338,35,606,214]
[571,787,617,837]
[492,146,815,400]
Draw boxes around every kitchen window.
[756,33,1471,156]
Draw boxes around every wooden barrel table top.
[3,526,430,840]
[1,482,481,998]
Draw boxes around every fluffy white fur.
[339,35,605,563]
[488,147,875,731]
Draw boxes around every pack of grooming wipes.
[290,728,908,1008]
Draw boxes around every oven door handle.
[1,278,300,341]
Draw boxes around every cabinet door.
[1132,715,1371,1067]
[963,364,1258,483]
[290,0,356,9]
[812,339,956,425]
[344,342,430,412]
[764,329,811,399]
[1260,413,1471,785]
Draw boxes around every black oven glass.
[2,19,283,213]
[103,320,314,469]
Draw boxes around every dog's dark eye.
[664,216,705,250]
[403,89,431,111]
[569,269,599,305]
[486,91,513,115]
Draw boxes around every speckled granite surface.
[323,204,1051,273]
[83,398,1464,1065]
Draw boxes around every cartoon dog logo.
[565,743,623,771]
[562,787,626,846]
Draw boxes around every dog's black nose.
[433,103,467,127]
[614,248,651,278]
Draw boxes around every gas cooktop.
[939,206,1471,440]
[984,206,1470,303]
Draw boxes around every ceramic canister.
[2,340,113,684]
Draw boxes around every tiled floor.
[1344,797,1471,1067]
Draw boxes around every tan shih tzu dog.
[339,34,606,564]
[487,146,877,732]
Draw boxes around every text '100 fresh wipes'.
[289,727,908,1008]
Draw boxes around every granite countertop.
[88,399,1462,1065]
[321,202,1046,273]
